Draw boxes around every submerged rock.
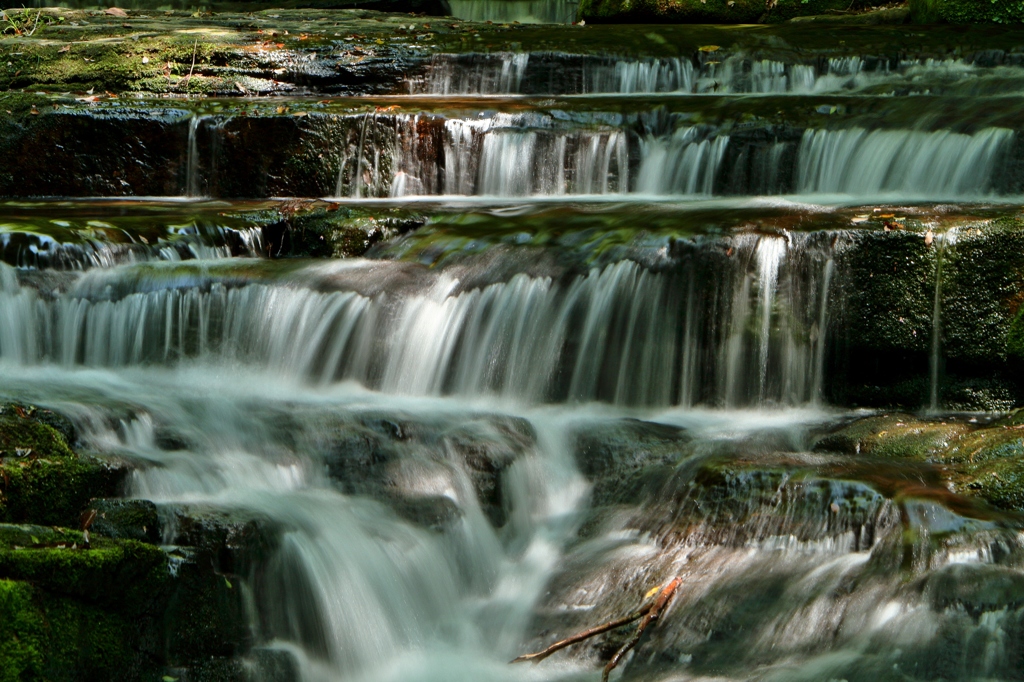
[317,410,536,529]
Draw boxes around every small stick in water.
[602,577,681,682]
[511,576,682,680]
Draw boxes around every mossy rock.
[0,407,127,527]
[263,206,424,259]
[959,456,1024,511]
[0,529,168,610]
[0,526,170,681]
[89,498,161,544]
[0,454,126,528]
[0,576,159,682]
[814,414,969,461]
[941,219,1024,365]
[818,414,1024,512]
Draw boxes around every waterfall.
[411,53,531,95]
[796,127,1014,197]
[434,116,630,197]
[586,57,694,94]
[635,128,729,196]
[811,254,834,404]
[0,230,838,407]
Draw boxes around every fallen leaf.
[58,45,71,53]
[104,7,128,17]
[29,106,39,115]
[699,45,720,52]
[292,111,308,117]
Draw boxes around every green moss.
[960,457,1024,511]
[0,579,46,681]
[0,411,74,459]
[0,455,123,527]
[941,219,1024,364]
[815,414,969,461]
[844,230,936,354]
[0,533,168,610]
[911,0,1024,23]
[579,0,888,22]
[0,577,152,682]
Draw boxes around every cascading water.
[5,13,1024,682]
[339,111,1015,200]
[0,229,837,408]
[796,127,1014,197]
[410,51,1024,97]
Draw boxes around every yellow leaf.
[644,585,660,599]
[699,45,720,53]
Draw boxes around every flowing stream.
[3,13,1024,682]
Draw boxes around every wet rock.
[813,413,969,460]
[163,505,282,573]
[319,411,535,529]
[831,229,936,407]
[264,206,424,259]
[814,412,1024,513]
[162,545,253,667]
[89,498,161,544]
[573,418,690,509]
[0,106,186,197]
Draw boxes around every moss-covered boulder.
[0,405,126,528]
[813,413,969,461]
[0,526,168,681]
[815,412,1024,514]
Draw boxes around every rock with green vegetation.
[813,413,969,461]
[815,412,1024,513]
[0,404,127,528]
[830,215,1024,410]
[911,0,1024,23]
[0,526,168,681]
[264,205,425,258]
[89,498,161,544]
[573,419,690,510]
[0,406,285,680]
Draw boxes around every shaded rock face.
[824,218,1024,410]
[524,414,1024,682]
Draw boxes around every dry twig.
[512,577,683,681]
